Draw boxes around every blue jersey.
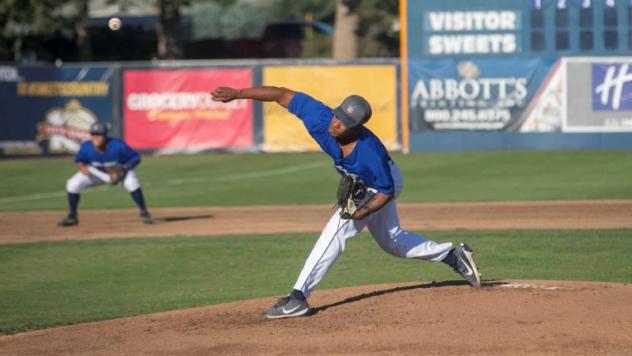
[288,92,394,195]
[74,138,141,172]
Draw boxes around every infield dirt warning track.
[2,199,632,244]
[1,199,631,355]
[1,280,631,355]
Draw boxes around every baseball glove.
[337,174,367,219]
[105,165,126,185]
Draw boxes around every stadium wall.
[2,57,632,157]
[406,57,632,151]
[0,59,400,157]
[401,0,632,152]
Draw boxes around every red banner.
[123,69,253,150]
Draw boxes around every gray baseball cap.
[333,95,372,128]
[89,122,108,136]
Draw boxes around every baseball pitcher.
[58,122,153,226]
[211,86,481,319]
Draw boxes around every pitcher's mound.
[1,280,631,355]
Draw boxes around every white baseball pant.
[65,168,141,194]
[293,162,453,298]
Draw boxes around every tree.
[0,0,69,61]
[157,0,185,59]
[0,0,399,62]
[268,0,335,57]
[332,0,359,59]
[74,0,91,61]
[270,0,335,23]
[0,0,97,62]
[356,0,399,57]
[272,0,398,58]
[156,0,237,59]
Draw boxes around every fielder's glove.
[337,174,367,219]
[105,165,126,185]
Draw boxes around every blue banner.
[408,58,554,131]
[0,65,116,156]
[592,63,632,111]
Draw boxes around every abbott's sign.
[408,59,548,132]
[424,11,520,55]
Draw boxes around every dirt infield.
[2,199,632,244]
[1,199,632,354]
[1,280,631,355]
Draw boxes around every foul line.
[165,161,326,186]
[0,161,328,203]
[0,185,111,204]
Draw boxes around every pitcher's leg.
[293,210,368,298]
[367,201,452,261]
[367,200,481,286]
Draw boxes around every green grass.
[2,150,631,334]
[1,150,631,211]
[1,229,631,334]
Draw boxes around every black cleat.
[262,295,310,319]
[450,243,481,287]
[58,214,78,227]
[140,210,154,224]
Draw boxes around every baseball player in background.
[57,122,153,226]
[211,86,481,319]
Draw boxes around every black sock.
[291,289,306,301]
[130,188,147,212]
[68,193,80,216]
[441,248,457,269]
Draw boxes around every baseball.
[108,17,122,31]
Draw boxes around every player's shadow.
[154,214,214,223]
[309,280,506,316]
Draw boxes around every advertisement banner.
[518,59,564,132]
[423,10,521,56]
[405,1,524,58]
[0,65,115,156]
[263,65,398,152]
[591,63,632,111]
[408,58,553,132]
[565,59,632,132]
[123,68,253,151]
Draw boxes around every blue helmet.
[89,122,108,136]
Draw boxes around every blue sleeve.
[288,92,341,159]
[74,142,90,163]
[372,159,394,195]
[288,92,332,135]
[370,149,394,195]
[118,141,141,170]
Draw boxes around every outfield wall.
[261,65,399,152]
[400,0,632,152]
[0,65,119,156]
[2,57,632,157]
[406,57,632,151]
[0,59,400,157]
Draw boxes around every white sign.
[427,11,517,31]
[425,10,520,55]
[429,34,516,55]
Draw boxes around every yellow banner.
[263,65,398,152]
